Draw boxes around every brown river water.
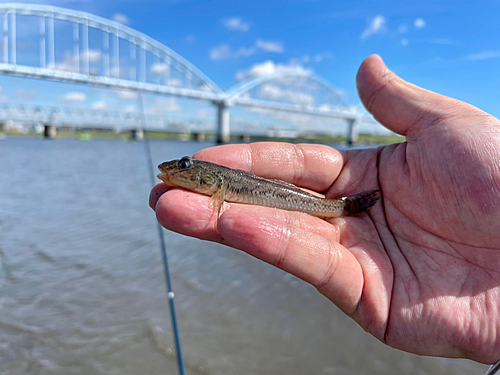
[0,137,487,375]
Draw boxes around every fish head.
[157,156,196,188]
[157,156,219,193]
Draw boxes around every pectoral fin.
[208,177,226,222]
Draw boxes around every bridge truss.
[0,3,377,143]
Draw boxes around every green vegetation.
[0,128,405,145]
[355,133,406,144]
[248,133,405,145]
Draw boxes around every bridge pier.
[238,134,251,143]
[346,119,358,146]
[44,125,57,139]
[215,101,230,145]
[191,132,206,142]
[130,128,144,141]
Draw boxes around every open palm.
[150,55,500,363]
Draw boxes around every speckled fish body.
[157,156,379,218]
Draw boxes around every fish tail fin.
[342,190,380,216]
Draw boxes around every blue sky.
[0,0,499,134]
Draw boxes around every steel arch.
[224,71,345,105]
[0,3,223,98]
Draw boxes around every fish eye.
[177,157,192,169]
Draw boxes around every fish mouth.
[157,171,179,187]
[157,172,170,183]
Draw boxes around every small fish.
[158,156,379,218]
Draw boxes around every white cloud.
[466,50,500,61]
[194,109,211,119]
[108,66,120,78]
[123,105,136,113]
[0,86,7,101]
[210,44,232,60]
[314,52,333,63]
[316,103,352,113]
[401,38,409,47]
[150,63,169,75]
[90,101,136,112]
[236,60,313,81]
[210,44,255,60]
[48,52,76,72]
[61,92,87,102]
[15,89,38,100]
[288,55,310,66]
[81,49,102,63]
[318,104,336,112]
[169,79,183,87]
[288,53,332,65]
[222,17,250,32]
[115,90,138,99]
[255,39,284,53]
[235,46,257,58]
[91,101,109,110]
[343,104,368,116]
[245,107,333,130]
[48,49,102,72]
[361,15,386,39]
[414,18,426,29]
[237,103,373,135]
[146,98,182,113]
[398,24,408,34]
[259,84,315,106]
[210,40,284,60]
[113,13,130,25]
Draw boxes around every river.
[0,137,487,375]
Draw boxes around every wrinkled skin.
[150,55,500,363]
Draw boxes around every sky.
[0,0,499,134]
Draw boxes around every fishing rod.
[137,93,186,375]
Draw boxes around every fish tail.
[342,190,380,216]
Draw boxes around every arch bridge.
[0,3,372,143]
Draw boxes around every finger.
[356,54,484,138]
[154,188,342,243]
[149,182,171,210]
[326,146,380,198]
[217,207,364,315]
[194,142,345,192]
[155,188,222,242]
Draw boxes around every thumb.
[356,54,482,138]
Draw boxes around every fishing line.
[137,93,186,375]
[485,360,500,375]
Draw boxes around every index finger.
[193,142,345,192]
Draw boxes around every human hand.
[150,55,500,363]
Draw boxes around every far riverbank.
[0,129,405,145]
